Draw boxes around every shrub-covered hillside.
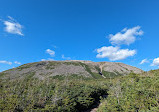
[97,70,159,112]
[1,61,159,112]
[0,74,109,111]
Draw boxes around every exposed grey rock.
[0,60,143,80]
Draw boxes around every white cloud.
[140,59,149,64]
[62,54,71,60]
[14,61,21,65]
[46,49,55,57]
[0,60,12,65]
[96,46,136,61]
[41,58,54,61]
[3,16,24,36]
[41,59,46,61]
[109,26,143,45]
[151,57,159,67]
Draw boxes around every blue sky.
[0,0,159,71]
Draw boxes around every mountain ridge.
[0,60,143,80]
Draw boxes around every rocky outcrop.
[0,60,143,80]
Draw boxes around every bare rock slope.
[0,60,143,80]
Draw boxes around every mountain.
[0,60,143,80]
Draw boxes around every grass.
[102,70,118,78]
[45,61,61,69]
[17,63,34,71]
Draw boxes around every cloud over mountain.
[140,59,149,64]
[14,61,21,65]
[96,26,142,61]
[3,16,24,36]
[96,46,136,61]
[46,49,55,57]
[0,60,12,65]
[109,26,143,46]
[62,54,71,60]
[151,57,159,67]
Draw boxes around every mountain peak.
[0,60,143,80]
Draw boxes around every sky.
[0,0,159,71]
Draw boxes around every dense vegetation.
[1,69,159,111]
[0,74,108,111]
[98,70,159,112]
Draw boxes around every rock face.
[0,60,143,80]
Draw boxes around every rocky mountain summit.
[0,60,143,80]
